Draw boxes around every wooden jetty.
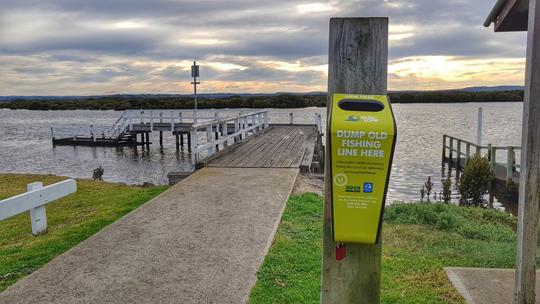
[442,134,521,187]
[202,125,323,173]
[51,109,324,178]
[51,110,267,151]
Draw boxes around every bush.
[442,176,452,203]
[458,155,494,206]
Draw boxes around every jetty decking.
[442,134,521,187]
[204,125,322,172]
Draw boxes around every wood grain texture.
[515,1,540,303]
[206,126,318,168]
[322,17,388,304]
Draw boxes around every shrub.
[458,155,494,206]
[442,176,452,203]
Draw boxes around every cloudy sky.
[0,0,528,95]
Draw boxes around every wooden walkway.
[205,125,322,172]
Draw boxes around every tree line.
[1,90,524,111]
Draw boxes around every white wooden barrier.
[190,110,269,165]
[0,179,77,235]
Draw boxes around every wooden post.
[449,137,454,164]
[490,146,496,169]
[175,134,180,150]
[477,107,483,146]
[507,147,514,185]
[456,139,462,168]
[27,182,47,235]
[442,135,447,162]
[515,1,540,303]
[465,143,471,162]
[159,131,163,147]
[322,17,388,304]
[289,112,294,125]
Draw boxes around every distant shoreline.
[0,90,524,110]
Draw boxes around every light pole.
[191,61,200,123]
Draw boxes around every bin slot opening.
[338,99,384,112]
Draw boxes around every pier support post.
[442,135,447,162]
[456,140,462,168]
[466,143,471,164]
[322,17,388,304]
[187,132,192,152]
[507,147,514,185]
[449,137,454,164]
[489,145,496,169]
[175,134,180,150]
[159,131,163,147]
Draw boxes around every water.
[0,103,523,204]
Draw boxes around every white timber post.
[477,107,483,147]
[150,111,154,131]
[190,128,198,165]
[515,0,540,303]
[27,182,47,235]
[170,111,175,131]
[222,121,229,147]
[206,125,213,155]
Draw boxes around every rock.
[142,182,155,188]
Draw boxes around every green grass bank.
[0,174,167,292]
[249,193,523,304]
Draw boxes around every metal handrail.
[190,110,270,165]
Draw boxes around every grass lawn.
[0,174,167,292]
[249,193,523,304]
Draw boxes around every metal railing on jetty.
[190,110,269,165]
[442,134,520,186]
[50,109,244,141]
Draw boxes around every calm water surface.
[0,103,523,204]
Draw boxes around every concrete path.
[445,267,540,304]
[0,167,299,304]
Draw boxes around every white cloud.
[0,0,528,95]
